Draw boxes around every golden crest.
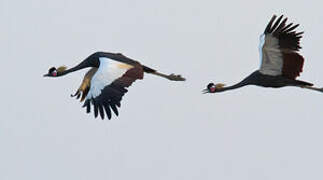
[215,83,226,89]
[57,66,67,73]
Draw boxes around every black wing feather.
[82,64,144,120]
[264,15,277,33]
[82,99,91,113]
[93,99,99,118]
[280,23,294,33]
[270,15,284,33]
[98,104,105,120]
[263,15,305,79]
[264,15,303,51]
[110,104,119,116]
[103,103,112,120]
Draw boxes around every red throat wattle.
[210,87,216,92]
[52,72,57,76]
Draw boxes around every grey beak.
[43,74,49,77]
[202,89,209,94]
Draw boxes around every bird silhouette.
[44,52,185,119]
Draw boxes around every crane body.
[204,15,323,94]
[44,52,185,119]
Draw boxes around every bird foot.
[313,87,323,93]
[71,90,81,99]
[300,85,323,93]
[167,74,186,81]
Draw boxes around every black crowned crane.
[44,52,185,119]
[203,15,323,94]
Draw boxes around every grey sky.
[1,0,323,179]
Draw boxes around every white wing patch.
[86,57,134,100]
[258,34,265,68]
[259,34,283,76]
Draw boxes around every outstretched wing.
[259,15,304,79]
[83,57,144,120]
[71,67,98,102]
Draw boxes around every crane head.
[43,66,67,77]
[202,82,226,93]
[43,67,57,77]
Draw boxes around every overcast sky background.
[1,0,323,179]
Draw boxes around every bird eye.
[48,67,56,73]
[207,83,215,89]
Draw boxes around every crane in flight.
[44,52,185,119]
[203,15,323,94]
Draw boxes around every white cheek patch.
[52,70,57,76]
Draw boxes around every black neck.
[57,58,97,76]
[215,71,259,93]
[215,81,248,93]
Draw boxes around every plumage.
[44,51,185,120]
[71,67,98,101]
[260,15,304,79]
[57,66,67,73]
[204,15,323,94]
[83,59,143,120]
[85,57,135,100]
